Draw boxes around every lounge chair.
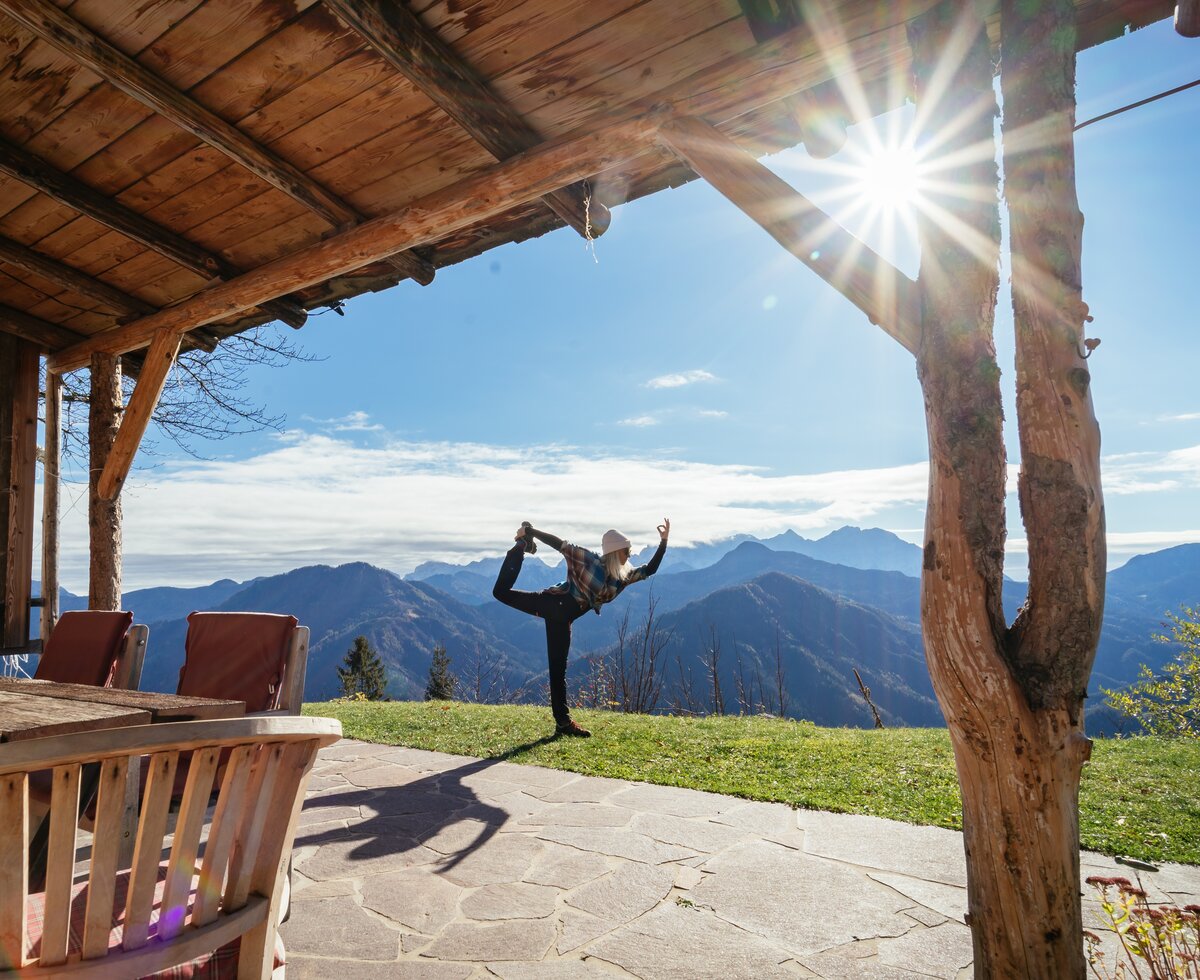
[35,610,148,691]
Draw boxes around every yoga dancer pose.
[492,519,670,736]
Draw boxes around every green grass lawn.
[303,700,1200,865]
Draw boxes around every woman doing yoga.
[492,519,670,737]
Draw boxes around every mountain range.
[29,528,1198,730]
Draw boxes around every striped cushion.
[23,864,284,978]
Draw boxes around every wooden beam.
[47,114,662,374]
[0,303,86,352]
[658,116,920,353]
[324,0,608,239]
[41,372,60,640]
[4,339,38,647]
[97,329,181,501]
[1178,0,1200,35]
[0,235,155,318]
[0,0,434,287]
[0,140,308,329]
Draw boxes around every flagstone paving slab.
[422,919,557,961]
[361,868,464,932]
[460,881,559,919]
[693,840,914,955]
[565,861,675,921]
[282,895,401,960]
[280,740,1200,980]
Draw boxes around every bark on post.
[3,339,38,649]
[909,2,1100,975]
[88,352,122,610]
[41,371,61,640]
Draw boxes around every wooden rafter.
[0,139,308,330]
[1178,0,1200,35]
[324,0,608,239]
[97,329,182,501]
[0,302,87,351]
[0,235,156,318]
[0,0,435,288]
[658,116,920,352]
[48,114,664,377]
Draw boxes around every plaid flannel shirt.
[548,541,659,614]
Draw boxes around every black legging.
[492,542,586,726]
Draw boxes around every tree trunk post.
[909,2,1101,975]
[41,370,61,640]
[3,339,38,649]
[88,352,122,610]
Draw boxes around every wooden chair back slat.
[40,764,82,966]
[123,751,179,951]
[280,627,310,715]
[238,741,319,980]
[160,748,219,941]
[111,624,149,692]
[0,716,339,974]
[224,744,285,912]
[82,757,128,960]
[193,745,253,927]
[0,773,28,970]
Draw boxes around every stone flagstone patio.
[280,740,1200,978]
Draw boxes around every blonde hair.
[604,550,632,583]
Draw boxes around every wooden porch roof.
[0,0,1174,367]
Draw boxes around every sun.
[852,143,924,213]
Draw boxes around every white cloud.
[1157,412,1200,422]
[697,409,728,419]
[618,415,659,427]
[645,370,717,389]
[42,438,1200,593]
[47,434,932,591]
[302,410,382,432]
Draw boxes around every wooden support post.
[41,372,60,641]
[97,329,181,502]
[3,340,38,647]
[1,304,87,353]
[658,116,920,352]
[0,236,156,318]
[0,140,307,329]
[324,0,608,238]
[88,353,122,611]
[47,114,662,373]
[1177,0,1200,35]
[0,0,434,288]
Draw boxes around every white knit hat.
[601,529,632,557]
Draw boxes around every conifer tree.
[425,643,458,701]
[337,635,387,700]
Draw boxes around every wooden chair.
[0,715,341,977]
[35,611,149,692]
[177,614,310,715]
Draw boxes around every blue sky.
[48,19,1200,592]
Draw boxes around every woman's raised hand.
[658,518,670,540]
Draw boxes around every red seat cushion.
[177,613,297,712]
[23,863,285,978]
[35,610,133,686]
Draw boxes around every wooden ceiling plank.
[0,0,435,287]
[659,115,919,353]
[0,301,85,350]
[0,138,307,328]
[0,234,155,317]
[47,113,663,374]
[96,327,181,500]
[325,0,606,238]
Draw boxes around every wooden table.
[0,678,244,741]
[0,678,245,881]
